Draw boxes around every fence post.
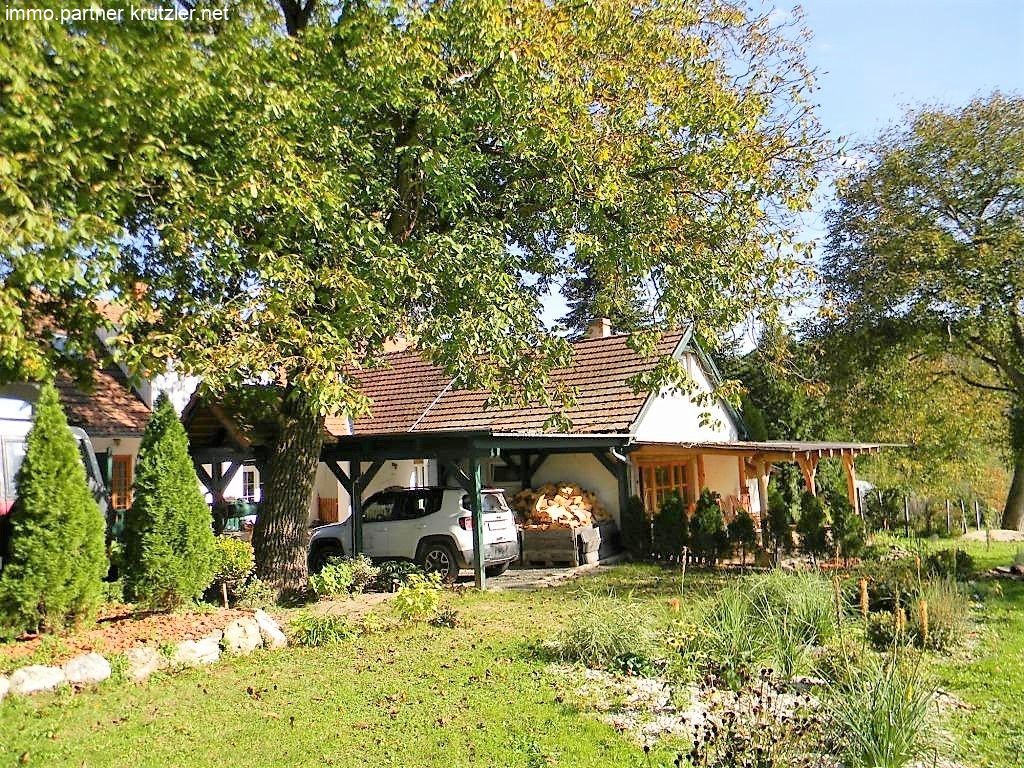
[945,499,951,536]
[974,500,982,531]
[959,499,968,534]
[903,494,911,538]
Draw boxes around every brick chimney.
[585,317,613,339]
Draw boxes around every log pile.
[511,483,613,530]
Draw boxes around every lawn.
[1,544,1022,768]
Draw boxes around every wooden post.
[974,500,982,531]
[903,494,911,538]
[350,462,363,554]
[696,455,706,493]
[797,455,817,496]
[469,456,486,590]
[945,499,951,535]
[841,454,858,514]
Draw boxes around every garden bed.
[0,604,253,673]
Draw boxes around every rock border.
[0,611,287,704]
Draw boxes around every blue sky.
[796,0,1023,147]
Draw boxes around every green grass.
[1,552,1021,768]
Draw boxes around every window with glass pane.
[639,461,691,512]
[242,468,257,500]
[111,455,133,510]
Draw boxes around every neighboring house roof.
[350,331,689,436]
[55,363,152,437]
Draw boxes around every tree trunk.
[1002,405,1024,531]
[252,397,324,596]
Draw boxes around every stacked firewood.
[511,483,613,529]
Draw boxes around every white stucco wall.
[530,453,622,521]
[90,436,143,470]
[631,352,740,443]
[703,454,742,499]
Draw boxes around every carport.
[319,430,633,589]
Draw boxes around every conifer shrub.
[620,495,651,561]
[691,489,727,565]
[727,509,758,564]
[652,491,688,561]
[0,383,107,635]
[122,395,217,609]
[765,486,793,561]
[828,489,866,562]
[797,492,830,560]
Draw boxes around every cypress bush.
[691,489,727,565]
[797,491,830,560]
[652,491,688,562]
[765,486,794,560]
[828,489,866,562]
[123,395,217,609]
[727,509,758,564]
[0,382,107,635]
[620,495,651,561]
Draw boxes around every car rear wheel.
[420,541,459,583]
[309,542,344,574]
[485,562,510,578]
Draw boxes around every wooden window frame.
[242,467,257,501]
[638,460,693,513]
[110,454,133,510]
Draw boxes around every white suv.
[307,486,519,582]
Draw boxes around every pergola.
[630,439,889,518]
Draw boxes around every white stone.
[125,646,165,682]
[172,636,221,667]
[62,652,111,686]
[0,675,8,703]
[221,618,263,655]
[253,609,287,649]
[8,665,66,695]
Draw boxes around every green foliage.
[818,93,1024,525]
[690,489,726,565]
[651,492,688,562]
[309,554,379,598]
[211,536,256,585]
[796,492,829,558]
[824,652,935,768]
[233,577,277,611]
[726,509,758,562]
[0,383,107,635]
[683,571,836,688]
[391,573,443,623]
[550,593,656,669]
[765,485,794,557]
[619,495,650,561]
[428,605,461,629]
[925,548,975,580]
[849,556,921,613]
[122,395,217,610]
[911,579,971,651]
[288,612,356,647]
[371,560,423,593]
[828,489,866,561]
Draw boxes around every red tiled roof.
[55,364,151,437]
[349,331,686,436]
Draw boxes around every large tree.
[6,0,828,592]
[820,93,1024,528]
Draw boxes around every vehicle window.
[460,492,508,513]
[399,489,440,520]
[363,494,396,522]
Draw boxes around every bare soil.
[0,604,252,671]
